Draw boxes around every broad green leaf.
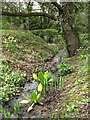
[38,72,45,84]
[40,70,44,74]
[49,78,53,82]
[34,79,40,84]
[44,71,51,81]
[31,90,37,103]
[34,90,37,95]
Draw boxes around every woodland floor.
[0,30,89,119]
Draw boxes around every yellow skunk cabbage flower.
[12,37,14,39]
[33,73,38,80]
[3,39,7,43]
[14,40,16,42]
[27,103,34,112]
[44,72,47,78]
[20,100,30,104]
[27,106,33,112]
[8,36,11,40]
[38,83,42,92]
[37,93,40,100]
[44,71,48,78]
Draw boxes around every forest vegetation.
[0,1,89,119]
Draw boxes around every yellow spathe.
[20,100,30,104]
[38,83,42,92]
[33,73,38,80]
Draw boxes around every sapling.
[59,76,64,88]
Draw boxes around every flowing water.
[1,49,66,119]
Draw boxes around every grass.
[1,30,60,105]
[1,30,89,118]
[51,46,89,118]
[2,30,59,76]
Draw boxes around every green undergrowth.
[2,30,59,75]
[52,46,89,118]
[31,29,58,43]
[0,29,11,32]
[31,29,65,48]
[0,62,26,104]
[1,30,60,105]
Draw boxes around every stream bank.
[1,49,66,119]
[1,47,89,119]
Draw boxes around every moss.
[31,29,58,43]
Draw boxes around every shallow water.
[1,49,66,119]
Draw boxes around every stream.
[1,49,66,119]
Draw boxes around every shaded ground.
[1,49,66,119]
[0,30,89,119]
[20,52,88,119]
[1,30,61,105]
[2,30,59,75]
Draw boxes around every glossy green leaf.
[31,90,37,103]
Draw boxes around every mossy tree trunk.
[61,2,80,57]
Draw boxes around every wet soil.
[1,49,89,119]
[1,49,66,119]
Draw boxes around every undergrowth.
[0,62,26,104]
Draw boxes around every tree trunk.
[2,2,80,57]
[61,2,80,57]
[65,29,79,57]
